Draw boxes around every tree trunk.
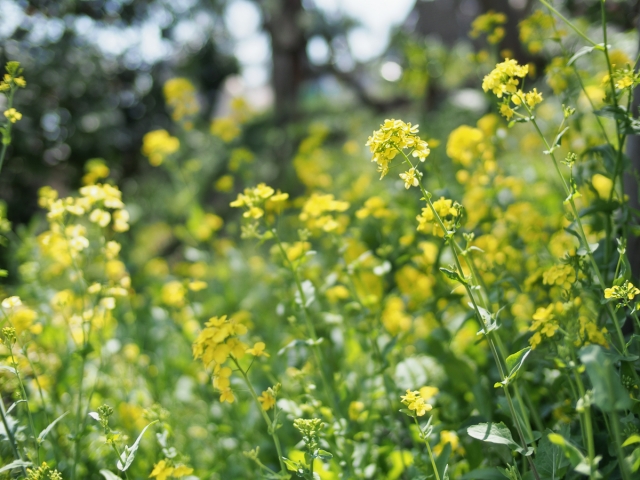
[262,0,308,123]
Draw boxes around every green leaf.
[467,422,531,455]
[579,345,632,412]
[116,420,157,471]
[37,411,68,443]
[439,267,464,283]
[505,347,531,381]
[0,460,32,473]
[100,470,122,480]
[622,434,640,447]
[316,449,333,460]
[534,432,570,480]
[547,433,600,477]
[567,44,604,66]
[628,447,640,473]
[282,457,299,472]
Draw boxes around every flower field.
[1,2,640,479]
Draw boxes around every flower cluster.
[605,281,640,303]
[163,77,200,124]
[193,315,268,403]
[150,460,194,480]
[41,183,129,232]
[26,462,63,480]
[519,10,558,54]
[529,304,559,349]
[365,119,430,179]
[400,389,433,416]
[482,59,543,120]
[416,197,462,237]
[0,61,26,92]
[543,264,576,290]
[470,11,507,44]
[299,193,350,232]
[230,183,289,220]
[142,129,180,166]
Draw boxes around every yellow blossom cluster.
[163,78,200,124]
[529,304,559,349]
[470,11,507,44]
[446,125,487,167]
[230,183,289,220]
[604,281,640,302]
[4,107,21,123]
[365,119,430,179]
[258,387,276,411]
[603,65,639,91]
[299,193,349,233]
[400,389,433,416]
[542,264,576,290]
[0,61,26,92]
[40,183,129,232]
[519,11,557,54]
[483,59,543,120]
[192,315,268,403]
[142,130,180,166]
[355,196,392,219]
[210,117,241,143]
[150,460,194,480]
[416,197,461,237]
[382,296,412,335]
[82,158,110,185]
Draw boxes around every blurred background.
[0,0,638,225]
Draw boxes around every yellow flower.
[163,78,200,122]
[210,117,240,142]
[89,208,111,227]
[246,341,269,357]
[399,168,421,189]
[482,59,528,98]
[258,390,276,410]
[220,388,235,403]
[150,460,173,480]
[446,126,485,166]
[604,281,640,302]
[188,280,207,291]
[4,108,22,123]
[142,130,180,166]
[161,281,186,307]
[365,119,430,178]
[470,11,507,44]
[172,465,194,478]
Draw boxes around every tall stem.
[396,149,540,480]
[413,415,441,480]
[231,357,287,473]
[0,394,28,476]
[528,117,626,351]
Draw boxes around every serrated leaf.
[0,460,32,473]
[116,420,157,471]
[37,411,68,443]
[439,267,463,282]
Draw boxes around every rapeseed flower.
[365,119,430,179]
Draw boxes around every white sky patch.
[0,0,24,38]
[380,61,402,82]
[225,0,262,40]
[307,36,330,65]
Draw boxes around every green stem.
[8,343,39,463]
[610,410,632,480]
[413,415,441,480]
[0,86,17,176]
[539,0,598,47]
[570,350,596,480]
[0,394,27,476]
[396,148,540,480]
[110,443,130,480]
[231,357,287,473]
[528,117,626,351]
